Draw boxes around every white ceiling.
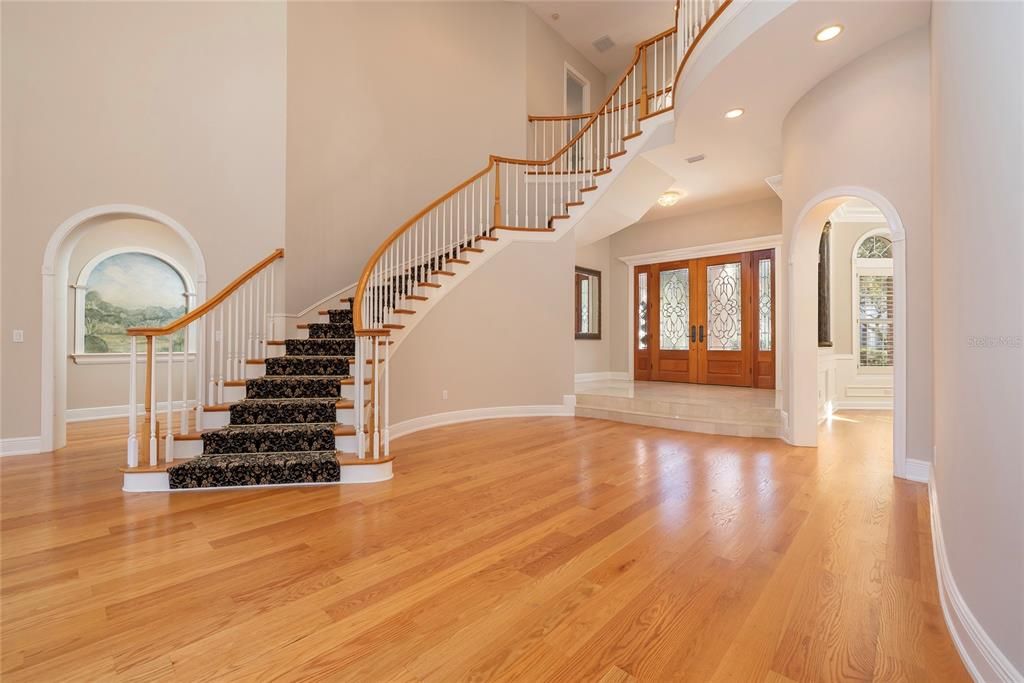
[526,1,674,78]
[638,0,931,221]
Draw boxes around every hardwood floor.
[1,413,967,681]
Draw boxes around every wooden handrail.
[353,163,495,330]
[355,1,734,330]
[672,0,732,97]
[127,248,284,336]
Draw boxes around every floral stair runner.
[167,308,355,489]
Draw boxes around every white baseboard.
[66,400,195,423]
[0,436,43,457]
[831,399,894,411]
[389,396,576,441]
[574,371,630,383]
[929,473,1023,682]
[904,457,931,484]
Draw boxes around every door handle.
[699,325,705,343]
[690,325,697,342]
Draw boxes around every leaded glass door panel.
[649,260,695,383]
[695,253,753,386]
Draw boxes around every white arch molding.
[787,187,908,480]
[40,204,208,452]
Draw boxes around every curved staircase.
[120,0,731,492]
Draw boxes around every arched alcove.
[40,205,207,451]
[787,187,907,478]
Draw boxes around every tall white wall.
[780,27,931,456]
[931,1,1023,675]
[1,1,288,441]
[390,236,575,425]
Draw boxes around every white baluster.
[383,334,390,457]
[198,315,206,429]
[217,306,225,404]
[165,337,174,462]
[128,336,138,467]
[180,325,188,435]
[372,333,380,459]
[149,341,157,467]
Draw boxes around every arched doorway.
[787,187,908,478]
[40,205,207,452]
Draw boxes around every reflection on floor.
[575,379,783,438]
[0,412,967,680]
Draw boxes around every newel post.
[493,163,502,228]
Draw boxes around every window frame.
[72,247,197,363]
[851,228,894,373]
[574,266,602,340]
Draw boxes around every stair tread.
[417,282,443,288]
[404,295,429,301]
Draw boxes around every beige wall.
[285,2,529,314]
[606,197,782,372]
[574,238,612,375]
[526,9,607,116]
[390,235,575,424]
[931,0,1023,673]
[1,1,287,440]
[781,27,931,453]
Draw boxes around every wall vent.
[592,35,615,53]
[686,154,706,164]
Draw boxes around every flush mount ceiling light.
[657,191,682,207]
[815,24,843,42]
[724,108,745,119]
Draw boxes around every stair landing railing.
[124,249,284,468]
[354,0,729,457]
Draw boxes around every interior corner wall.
[574,237,612,375]
[931,0,1023,674]
[389,234,575,425]
[606,196,783,373]
[525,9,608,115]
[1,1,287,441]
[284,2,530,314]
[780,27,931,458]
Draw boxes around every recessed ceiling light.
[815,25,843,42]
[724,108,744,119]
[657,191,682,207]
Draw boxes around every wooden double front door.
[634,250,775,388]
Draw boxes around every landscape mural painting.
[83,252,187,353]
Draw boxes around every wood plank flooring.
[1,413,968,681]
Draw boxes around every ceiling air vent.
[686,154,706,164]
[592,35,615,53]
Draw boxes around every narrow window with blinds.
[853,231,895,369]
[857,274,894,367]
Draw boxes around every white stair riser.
[337,408,355,423]
[201,410,230,430]
[174,439,205,459]
[223,385,246,403]
[335,434,357,451]
[245,363,265,380]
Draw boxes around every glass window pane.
[758,258,772,351]
[84,252,187,353]
[707,262,742,351]
[857,274,894,367]
[579,279,589,333]
[859,321,893,366]
[637,272,648,350]
[857,235,893,258]
[659,267,689,351]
